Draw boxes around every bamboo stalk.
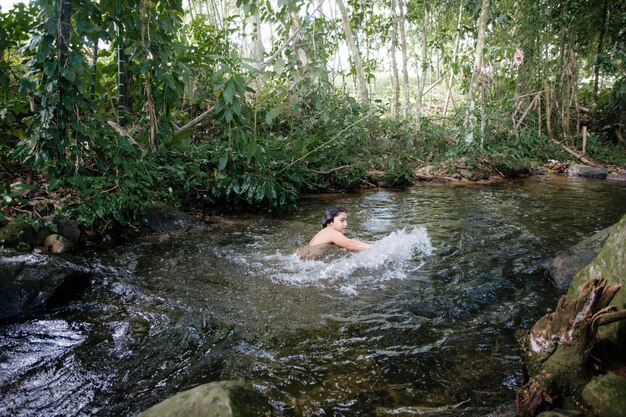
[544,80,552,138]
[537,93,542,138]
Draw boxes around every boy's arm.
[331,231,372,251]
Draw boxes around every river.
[1,176,625,416]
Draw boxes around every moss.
[0,218,49,250]
[488,155,532,177]
[568,213,626,352]
[582,373,626,417]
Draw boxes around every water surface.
[1,177,626,416]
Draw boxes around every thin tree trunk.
[480,78,486,147]
[253,9,265,62]
[544,80,552,138]
[414,4,429,132]
[57,0,72,128]
[444,0,463,118]
[335,0,369,103]
[116,23,125,124]
[141,0,158,150]
[398,0,410,119]
[593,0,608,105]
[463,0,489,144]
[390,0,400,120]
[90,16,100,102]
[555,1,568,136]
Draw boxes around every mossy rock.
[568,213,626,352]
[0,218,50,250]
[582,373,626,417]
[140,203,204,235]
[548,225,614,288]
[488,156,532,177]
[139,381,273,417]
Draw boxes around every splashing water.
[250,227,433,294]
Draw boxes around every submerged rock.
[0,249,95,319]
[567,164,608,179]
[140,203,204,235]
[582,373,626,417]
[139,381,273,417]
[548,225,614,288]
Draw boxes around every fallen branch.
[423,76,445,96]
[174,104,215,134]
[107,121,143,150]
[278,112,372,174]
[551,138,599,167]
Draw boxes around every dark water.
[2,177,626,416]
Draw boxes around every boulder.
[568,213,626,352]
[42,215,81,243]
[582,373,626,417]
[41,234,76,253]
[139,381,273,417]
[0,218,49,249]
[548,225,614,288]
[489,156,532,177]
[567,164,608,179]
[140,203,204,235]
[0,249,95,319]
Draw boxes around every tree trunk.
[90,17,100,102]
[593,0,608,104]
[56,0,72,134]
[463,0,489,144]
[544,80,552,138]
[443,0,463,118]
[414,4,429,132]
[116,23,125,124]
[398,0,410,119]
[516,278,623,416]
[141,0,158,150]
[335,0,369,103]
[253,9,265,62]
[390,0,400,120]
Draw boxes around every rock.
[568,213,626,352]
[458,168,489,181]
[42,215,81,243]
[0,249,95,319]
[42,234,75,253]
[489,156,532,177]
[548,225,614,288]
[607,172,626,182]
[139,381,273,417]
[582,373,626,417]
[0,218,50,250]
[567,164,608,179]
[140,203,204,235]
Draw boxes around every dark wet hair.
[322,205,347,228]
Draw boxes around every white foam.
[232,227,433,294]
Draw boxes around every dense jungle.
[1,0,626,416]
[1,0,624,232]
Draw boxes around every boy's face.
[329,212,348,234]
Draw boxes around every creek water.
[1,177,626,416]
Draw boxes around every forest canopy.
[1,0,625,231]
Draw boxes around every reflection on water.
[1,177,626,416]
